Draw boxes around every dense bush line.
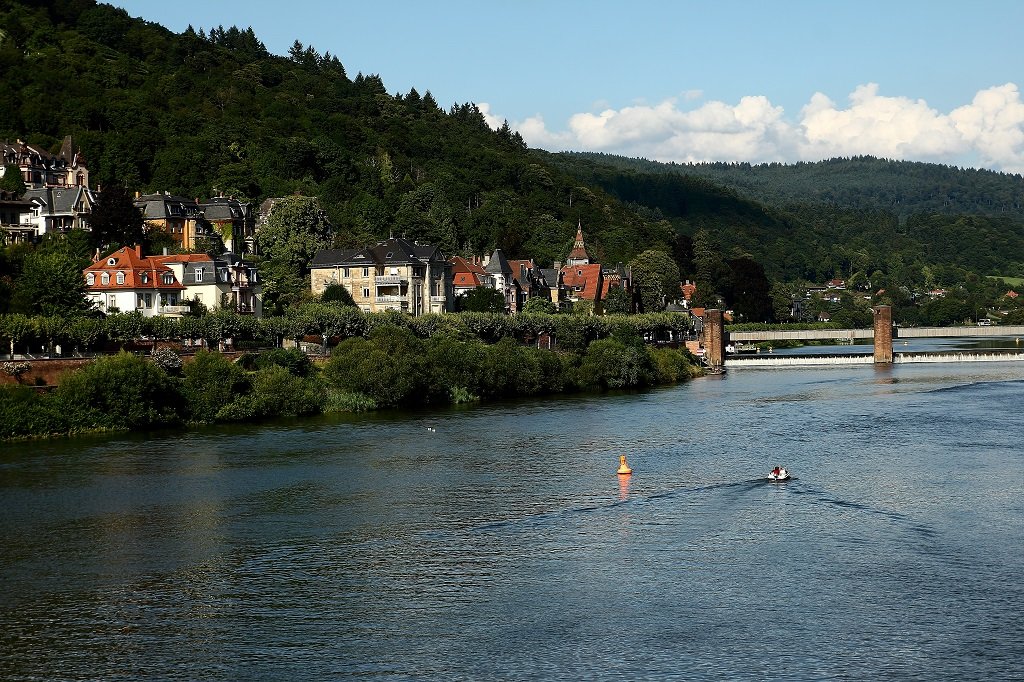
[0,326,701,440]
[0,308,694,356]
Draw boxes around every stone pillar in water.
[704,309,726,368]
[873,305,893,364]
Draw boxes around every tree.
[0,165,26,195]
[602,285,632,314]
[321,282,355,307]
[458,286,505,313]
[691,228,726,309]
[10,251,92,316]
[89,182,145,251]
[629,249,680,313]
[523,297,557,314]
[724,257,774,323]
[256,196,334,311]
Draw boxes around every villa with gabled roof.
[310,237,453,316]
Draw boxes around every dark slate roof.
[23,186,92,214]
[312,237,447,268]
[484,248,512,275]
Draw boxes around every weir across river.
[702,305,1024,368]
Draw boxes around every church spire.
[567,219,590,265]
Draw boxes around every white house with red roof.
[83,246,187,316]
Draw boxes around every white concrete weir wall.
[727,351,1024,368]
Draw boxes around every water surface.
[2,361,1024,680]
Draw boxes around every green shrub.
[53,352,183,430]
[182,349,250,423]
[253,347,313,377]
[216,365,323,421]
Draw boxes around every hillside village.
[1,134,649,321]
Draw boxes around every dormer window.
[140,272,149,284]
[195,267,204,282]
[107,257,117,266]
[116,271,125,285]
[101,273,110,285]
[162,273,174,285]
[86,273,95,285]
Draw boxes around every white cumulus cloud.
[500,83,1024,174]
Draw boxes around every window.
[107,294,116,309]
[195,267,204,282]
[137,294,144,308]
[343,267,349,278]
[101,273,110,285]
[163,273,174,285]
[86,273,95,285]
[362,267,369,277]
[362,288,370,298]
[116,271,125,284]
[144,293,153,308]
[140,273,148,284]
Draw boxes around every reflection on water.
[2,362,1024,679]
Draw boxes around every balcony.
[375,295,408,303]
[161,305,191,315]
[430,295,447,303]
[375,275,404,285]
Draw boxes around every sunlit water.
[3,357,1024,680]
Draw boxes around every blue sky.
[110,0,1024,173]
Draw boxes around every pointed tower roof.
[567,220,590,265]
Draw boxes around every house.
[558,224,604,311]
[201,195,255,253]
[310,237,453,316]
[156,252,262,316]
[826,278,846,290]
[0,190,33,244]
[450,256,495,298]
[83,246,188,317]
[508,259,552,308]
[22,185,95,238]
[1,136,89,190]
[560,263,604,308]
[483,248,520,312]
[134,192,211,251]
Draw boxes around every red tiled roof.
[560,263,603,301]
[681,282,696,300]
[83,245,184,291]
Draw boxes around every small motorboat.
[767,466,791,482]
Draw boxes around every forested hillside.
[561,153,1024,219]
[546,152,1024,283]
[0,0,670,267]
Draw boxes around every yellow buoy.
[616,455,632,475]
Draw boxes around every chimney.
[555,261,563,271]
[135,245,142,257]
[163,247,169,256]
[135,191,140,199]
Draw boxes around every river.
[2,357,1024,680]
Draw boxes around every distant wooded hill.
[4,1,1024,288]
[557,153,1024,219]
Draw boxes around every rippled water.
[3,361,1024,680]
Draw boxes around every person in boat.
[772,466,781,476]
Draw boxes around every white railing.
[430,295,446,303]
[375,275,403,285]
[376,295,407,303]
[161,305,191,314]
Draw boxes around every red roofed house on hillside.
[450,256,495,298]
[559,222,605,312]
[84,245,187,317]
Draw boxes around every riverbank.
[0,326,702,441]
